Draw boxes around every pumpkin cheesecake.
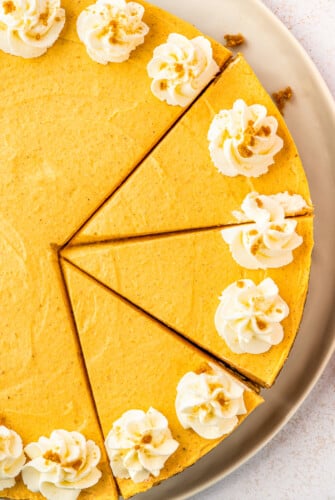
[0,0,314,496]
[0,0,231,497]
[62,213,314,388]
[69,54,312,246]
[61,260,263,499]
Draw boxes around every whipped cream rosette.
[215,278,289,354]
[0,0,65,58]
[147,33,219,106]
[0,426,26,491]
[222,192,305,269]
[77,0,149,64]
[175,363,247,439]
[105,407,179,483]
[22,429,101,500]
[208,99,283,177]
[232,191,309,223]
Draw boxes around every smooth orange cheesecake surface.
[63,216,313,387]
[70,54,312,246]
[0,249,117,500]
[62,261,263,499]
[0,0,230,248]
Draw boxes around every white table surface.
[193,1,335,499]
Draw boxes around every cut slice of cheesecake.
[70,54,312,246]
[62,216,313,388]
[62,260,263,499]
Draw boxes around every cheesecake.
[62,260,263,499]
[0,0,314,496]
[62,214,313,388]
[69,54,312,246]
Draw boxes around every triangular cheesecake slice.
[70,54,312,245]
[62,260,263,499]
[63,216,313,387]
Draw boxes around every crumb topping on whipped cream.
[222,192,304,269]
[105,407,179,483]
[232,191,310,223]
[175,363,247,439]
[215,278,289,354]
[208,99,283,177]
[77,0,149,64]
[0,0,65,58]
[22,429,101,500]
[147,33,219,107]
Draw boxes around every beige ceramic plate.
[135,0,335,499]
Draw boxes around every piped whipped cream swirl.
[22,430,101,500]
[77,0,149,64]
[175,363,247,439]
[222,192,304,269]
[0,426,26,491]
[105,407,179,483]
[208,99,283,177]
[215,278,289,354]
[147,33,219,107]
[232,191,309,223]
[0,0,65,58]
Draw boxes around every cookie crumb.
[195,363,212,375]
[272,86,293,114]
[43,451,62,464]
[224,33,245,48]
